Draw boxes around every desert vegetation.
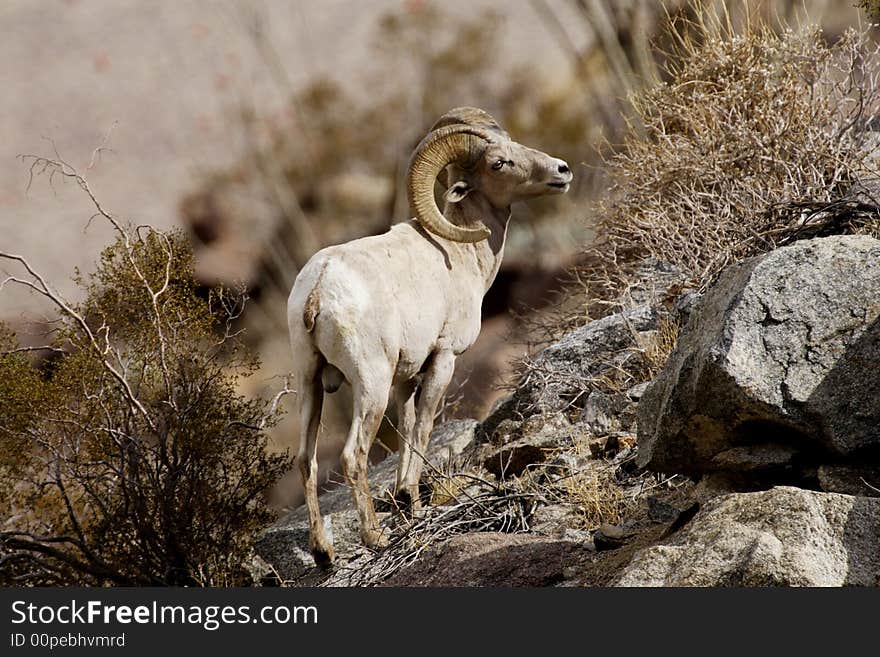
[3,0,880,587]
[587,18,880,307]
[0,158,291,585]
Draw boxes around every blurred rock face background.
[0,0,864,508]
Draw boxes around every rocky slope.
[255,235,880,587]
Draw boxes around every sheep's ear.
[443,181,472,204]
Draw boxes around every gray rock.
[592,522,635,551]
[480,412,579,478]
[560,528,595,546]
[693,472,742,503]
[710,444,798,472]
[544,451,582,473]
[520,411,573,440]
[529,503,581,536]
[544,450,591,477]
[482,441,549,479]
[380,532,594,587]
[580,391,622,434]
[529,306,657,409]
[646,496,684,524]
[616,487,880,586]
[484,418,521,444]
[673,290,701,327]
[480,305,658,440]
[256,511,358,583]
[626,382,650,402]
[638,236,880,475]
[818,464,880,498]
[256,419,476,581]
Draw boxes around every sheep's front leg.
[400,350,455,510]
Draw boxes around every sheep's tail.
[302,262,327,333]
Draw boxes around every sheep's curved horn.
[430,107,507,136]
[407,125,494,243]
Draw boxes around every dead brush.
[316,432,653,586]
[325,455,647,586]
[858,1,880,22]
[642,316,682,378]
[561,467,630,528]
[585,18,880,300]
[322,473,540,587]
[517,439,643,530]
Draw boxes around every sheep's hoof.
[394,487,423,515]
[394,488,414,510]
[311,543,335,569]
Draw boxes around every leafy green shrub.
[0,160,291,586]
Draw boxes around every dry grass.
[858,1,880,22]
[304,431,649,586]
[542,442,636,529]
[322,476,537,587]
[319,459,645,586]
[563,467,630,528]
[585,18,880,302]
[642,316,682,377]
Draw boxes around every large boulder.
[476,411,586,478]
[616,487,880,586]
[479,305,659,440]
[638,235,880,475]
[381,532,593,587]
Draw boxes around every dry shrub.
[563,466,630,528]
[858,1,880,22]
[589,18,880,299]
[0,157,291,586]
[531,7,880,403]
[642,316,682,378]
[324,477,535,587]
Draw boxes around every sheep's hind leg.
[297,368,333,567]
[401,350,455,510]
[341,372,392,549]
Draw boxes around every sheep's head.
[407,107,572,243]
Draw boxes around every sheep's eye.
[492,160,505,170]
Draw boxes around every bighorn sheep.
[288,107,572,564]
